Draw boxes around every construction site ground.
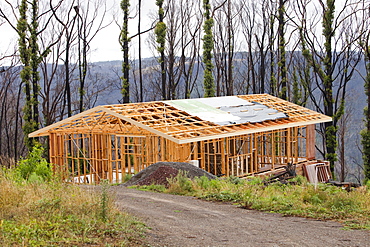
[112,187,369,247]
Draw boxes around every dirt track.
[112,187,369,247]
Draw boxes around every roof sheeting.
[164,96,287,125]
[29,94,332,144]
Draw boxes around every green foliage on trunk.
[120,0,130,103]
[17,0,46,150]
[292,70,302,105]
[361,42,370,182]
[301,0,339,174]
[361,128,370,182]
[202,0,215,97]
[278,0,287,100]
[155,0,167,99]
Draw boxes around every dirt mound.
[137,166,179,187]
[122,162,217,187]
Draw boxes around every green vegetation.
[120,0,130,103]
[155,0,167,100]
[15,143,53,183]
[361,37,370,182]
[0,148,146,246]
[139,172,370,230]
[202,0,215,97]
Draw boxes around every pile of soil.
[122,162,217,187]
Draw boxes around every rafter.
[29,94,332,143]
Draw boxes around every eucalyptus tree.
[75,0,110,112]
[179,0,203,99]
[16,0,55,150]
[50,0,79,118]
[155,0,167,100]
[213,0,239,96]
[162,0,203,99]
[277,0,288,100]
[120,0,130,103]
[137,0,143,102]
[202,0,215,97]
[361,36,370,182]
[300,0,363,174]
[359,0,370,182]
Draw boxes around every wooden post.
[306,124,316,160]
[294,127,299,163]
[287,128,291,164]
[107,135,113,183]
[271,131,275,169]
[200,141,205,170]
[254,134,258,173]
[114,135,120,183]
[221,138,226,176]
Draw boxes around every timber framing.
[30,94,332,184]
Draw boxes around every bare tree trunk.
[138,0,143,102]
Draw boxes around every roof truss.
[29,94,332,143]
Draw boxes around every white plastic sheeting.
[164,96,287,126]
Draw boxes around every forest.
[0,0,369,183]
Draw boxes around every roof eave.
[176,117,332,144]
[29,106,106,137]
[28,105,182,144]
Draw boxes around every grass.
[0,169,147,246]
[139,172,370,230]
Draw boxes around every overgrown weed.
[0,147,146,246]
[166,170,194,195]
[141,172,370,230]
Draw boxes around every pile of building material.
[302,160,332,183]
[263,163,297,185]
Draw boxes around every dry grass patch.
[0,171,147,246]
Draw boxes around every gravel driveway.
[112,187,369,247]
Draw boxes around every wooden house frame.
[30,94,331,184]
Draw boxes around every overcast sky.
[0,0,353,64]
[90,0,158,62]
[0,0,158,63]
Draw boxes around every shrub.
[194,175,212,190]
[227,175,245,185]
[15,144,53,182]
[167,170,194,195]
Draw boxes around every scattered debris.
[303,161,332,183]
[263,163,297,185]
[326,180,361,191]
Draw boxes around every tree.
[74,0,110,112]
[120,0,130,103]
[0,60,25,162]
[179,0,203,99]
[202,0,215,97]
[301,0,362,175]
[360,22,370,182]
[155,0,167,100]
[301,0,338,173]
[50,0,79,118]
[137,0,143,102]
[17,0,51,150]
[277,0,287,100]
[17,0,33,150]
[213,0,238,96]
[239,1,258,94]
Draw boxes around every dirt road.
[112,187,369,247]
